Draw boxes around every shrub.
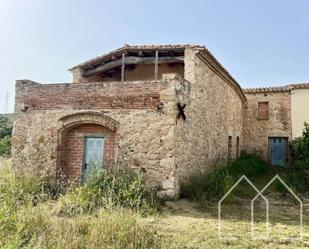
[290,122,309,161]
[0,114,12,138]
[0,114,12,157]
[54,168,157,216]
[282,160,309,192]
[0,136,11,157]
[180,152,269,202]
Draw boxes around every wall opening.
[58,123,117,181]
[77,49,185,83]
[228,135,233,161]
[258,102,269,120]
[57,112,119,181]
[236,136,240,159]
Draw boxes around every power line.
[235,60,309,77]
[236,65,309,81]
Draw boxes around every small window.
[258,102,269,120]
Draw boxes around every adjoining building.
[243,84,309,165]
[291,84,309,139]
[12,44,309,199]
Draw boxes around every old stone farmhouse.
[12,44,309,199]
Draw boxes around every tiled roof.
[68,44,205,70]
[289,83,309,89]
[244,83,309,93]
[243,86,290,93]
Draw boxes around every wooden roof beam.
[82,56,184,77]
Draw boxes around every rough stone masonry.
[13,44,308,199]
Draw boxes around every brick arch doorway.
[57,112,119,181]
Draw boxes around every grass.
[1,156,309,248]
[5,206,160,249]
[0,159,160,249]
[150,202,309,249]
[180,152,269,202]
[53,168,158,217]
[180,152,309,203]
[175,153,309,248]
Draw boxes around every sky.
[0,0,309,113]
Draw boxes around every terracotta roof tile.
[244,82,309,93]
[288,83,309,89]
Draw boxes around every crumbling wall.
[13,75,180,198]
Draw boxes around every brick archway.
[58,111,119,132]
[57,112,119,181]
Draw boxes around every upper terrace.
[67,44,246,103]
[68,44,198,83]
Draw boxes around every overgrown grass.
[180,152,309,203]
[0,157,307,248]
[3,206,160,249]
[178,153,308,248]
[0,160,160,248]
[180,152,268,202]
[54,169,158,217]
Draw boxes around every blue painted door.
[269,137,287,166]
[83,137,104,178]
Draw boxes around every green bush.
[0,114,12,157]
[283,160,309,192]
[0,114,12,138]
[0,162,157,218]
[290,122,309,161]
[0,136,12,157]
[0,136,11,157]
[54,168,157,216]
[0,161,160,248]
[180,152,269,202]
[180,150,309,203]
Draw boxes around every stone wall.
[175,48,245,182]
[12,47,249,199]
[243,91,292,161]
[12,76,180,198]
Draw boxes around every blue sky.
[1,0,309,113]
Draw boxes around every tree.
[290,122,309,161]
[0,114,12,157]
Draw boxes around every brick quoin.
[64,124,117,180]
